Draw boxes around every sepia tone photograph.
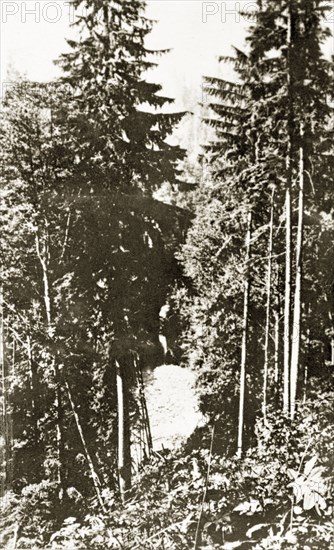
[0,0,333,548]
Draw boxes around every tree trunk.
[116,358,132,501]
[194,424,215,550]
[328,289,334,366]
[283,138,292,415]
[0,284,5,423]
[8,337,15,485]
[303,309,310,404]
[325,291,334,365]
[65,379,106,512]
[0,282,8,495]
[135,355,152,456]
[283,4,293,415]
[262,193,274,420]
[290,123,304,419]
[274,307,280,399]
[26,335,39,443]
[237,210,252,459]
[35,230,65,494]
[272,264,281,408]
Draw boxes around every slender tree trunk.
[283,4,293,415]
[0,284,5,423]
[26,335,39,442]
[262,193,274,420]
[283,137,292,414]
[237,210,252,459]
[273,266,281,407]
[35,230,65,493]
[116,358,131,501]
[290,123,304,419]
[328,292,334,366]
[135,355,152,456]
[54,363,65,493]
[274,309,280,398]
[0,282,7,495]
[325,291,334,365]
[65,379,106,512]
[303,309,310,404]
[8,337,15,486]
[194,424,215,550]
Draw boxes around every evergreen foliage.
[177,0,334,438]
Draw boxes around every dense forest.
[0,0,333,548]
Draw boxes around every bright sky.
[1,1,333,92]
[0,1,250,103]
[1,1,332,154]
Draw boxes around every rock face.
[143,364,204,450]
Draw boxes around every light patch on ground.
[143,364,204,450]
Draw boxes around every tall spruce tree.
[57,0,188,498]
[57,0,185,192]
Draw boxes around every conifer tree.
[57,0,188,496]
[57,0,185,192]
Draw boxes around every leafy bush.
[1,385,332,550]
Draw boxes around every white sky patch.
[1,1,332,91]
[0,1,249,100]
[1,1,332,149]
